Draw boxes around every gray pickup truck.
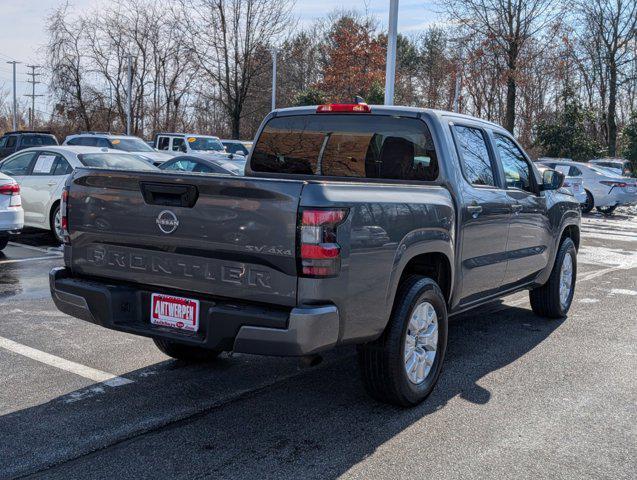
[50,104,581,406]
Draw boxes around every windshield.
[188,137,224,152]
[78,153,157,170]
[110,137,155,152]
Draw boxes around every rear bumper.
[49,267,339,356]
[0,208,23,233]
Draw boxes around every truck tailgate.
[66,169,304,307]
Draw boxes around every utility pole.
[126,53,133,135]
[270,48,279,111]
[6,61,21,130]
[25,65,44,129]
[384,0,399,106]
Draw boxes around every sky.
[0,0,441,116]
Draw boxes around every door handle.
[467,204,483,218]
[511,204,523,213]
[47,181,57,186]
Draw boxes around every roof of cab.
[270,105,506,132]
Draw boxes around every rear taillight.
[299,208,348,277]
[60,187,70,244]
[600,180,628,188]
[0,183,21,207]
[316,103,371,113]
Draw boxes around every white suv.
[0,172,24,250]
[64,133,174,165]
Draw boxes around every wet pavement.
[0,212,635,480]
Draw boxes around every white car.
[0,146,157,242]
[63,133,175,165]
[0,172,24,250]
[536,164,587,203]
[540,159,637,214]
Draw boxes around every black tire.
[357,276,448,407]
[596,205,617,215]
[581,190,594,213]
[0,236,8,251]
[529,237,577,318]
[153,338,221,362]
[49,203,63,244]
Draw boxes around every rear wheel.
[50,203,63,244]
[596,205,617,215]
[0,236,8,251]
[153,338,221,362]
[529,237,577,318]
[357,276,448,407]
[581,190,594,213]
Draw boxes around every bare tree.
[182,0,294,138]
[443,0,564,133]
[579,0,637,155]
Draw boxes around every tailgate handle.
[140,182,199,208]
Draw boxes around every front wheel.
[529,237,577,318]
[0,236,8,251]
[596,205,617,215]
[357,276,448,407]
[580,190,594,213]
[153,338,221,362]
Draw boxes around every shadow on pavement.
[0,305,564,479]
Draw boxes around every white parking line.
[8,242,63,255]
[0,256,62,264]
[504,265,628,308]
[0,336,133,387]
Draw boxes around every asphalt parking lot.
[0,213,635,480]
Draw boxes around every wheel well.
[397,252,452,303]
[561,225,580,251]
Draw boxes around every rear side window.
[157,137,170,150]
[251,115,439,181]
[6,136,17,148]
[21,135,57,147]
[453,125,495,186]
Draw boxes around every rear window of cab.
[250,114,439,181]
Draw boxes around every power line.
[25,65,44,128]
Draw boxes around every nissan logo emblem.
[156,210,179,234]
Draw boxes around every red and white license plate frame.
[150,293,200,332]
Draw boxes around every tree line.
[1,0,636,165]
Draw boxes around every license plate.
[626,186,636,193]
[151,293,200,332]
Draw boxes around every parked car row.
[538,158,637,214]
[0,130,253,163]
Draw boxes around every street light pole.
[270,48,279,111]
[7,61,20,130]
[384,0,399,106]
[126,53,133,135]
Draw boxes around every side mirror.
[541,169,564,191]
[179,144,187,153]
